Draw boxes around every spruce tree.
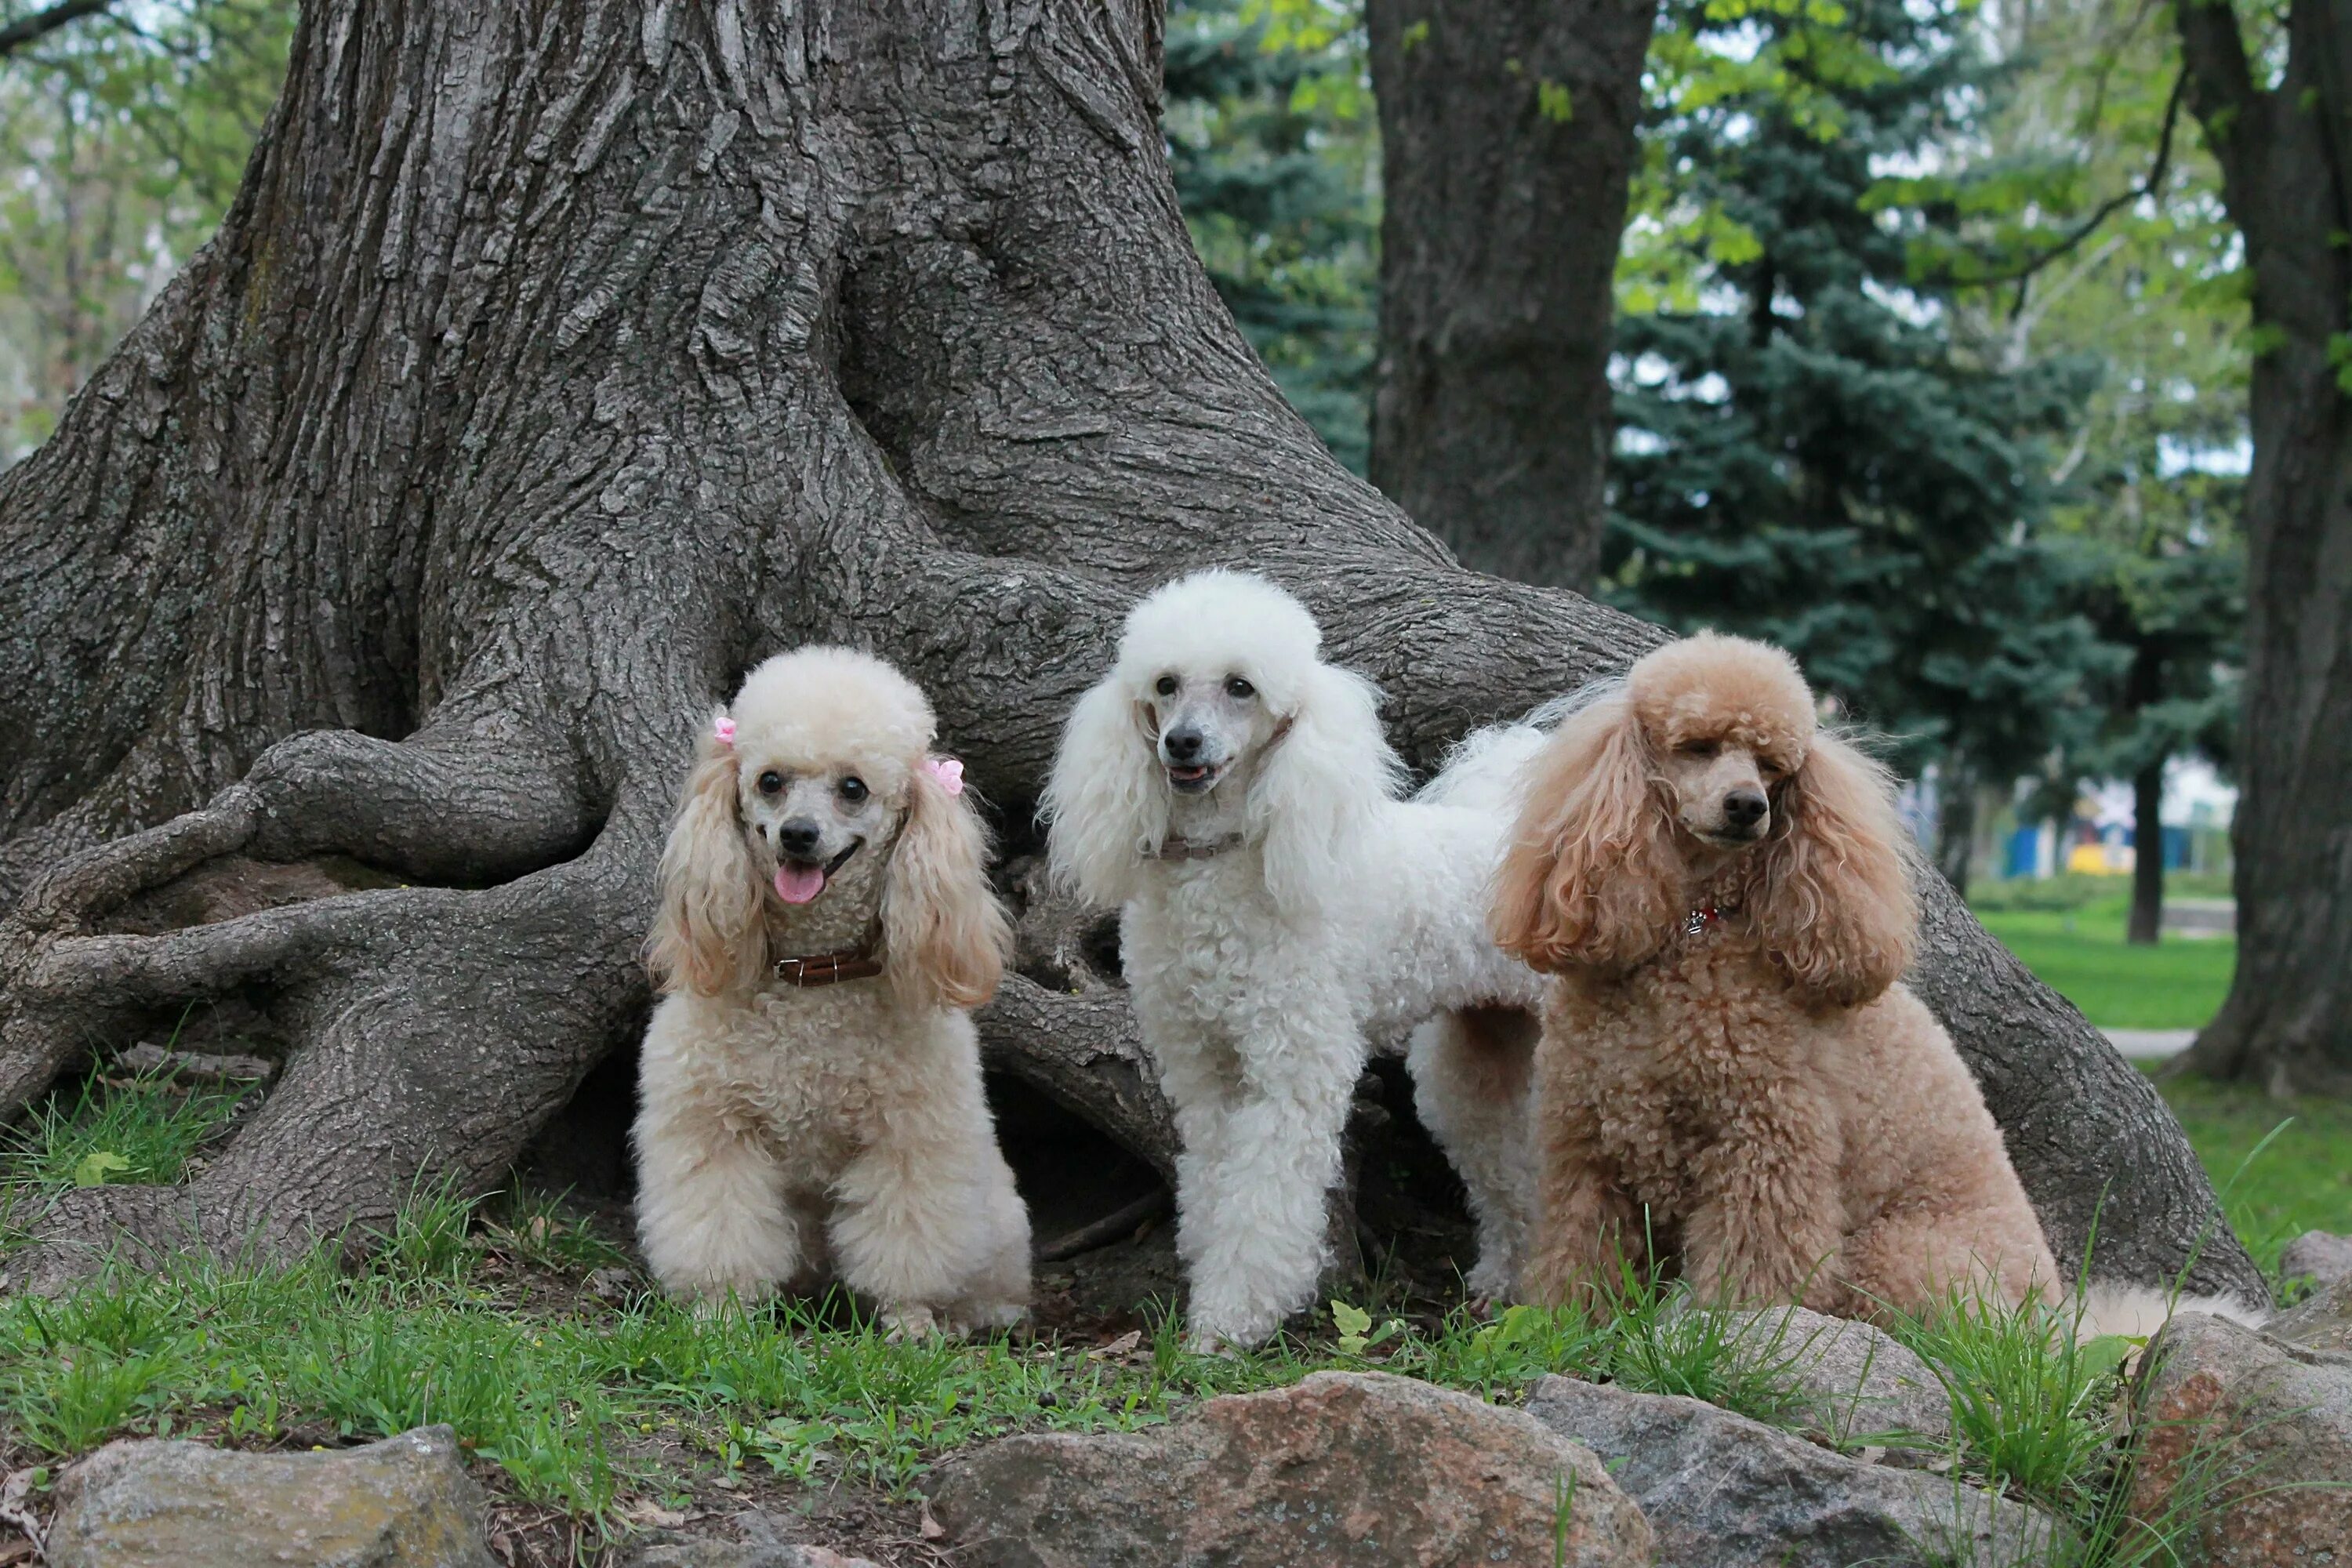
[1163,0,1377,472]
[1605,0,2111,880]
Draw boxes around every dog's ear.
[1248,661,1403,920]
[648,712,766,996]
[884,761,1012,1010]
[1041,676,1169,907]
[1490,691,1682,973]
[1750,730,1915,1004]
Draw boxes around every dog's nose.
[1724,789,1768,829]
[775,818,822,858]
[1163,726,1204,762]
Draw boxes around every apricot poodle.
[1493,632,2059,1320]
[633,648,1027,1334]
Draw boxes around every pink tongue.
[773,864,826,905]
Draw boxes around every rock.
[47,1425,494,1568]
[927,1370,1653,1566]
[2270,1271,2352,1352]
[620,1509,880,1568]
[1525,1376,2068,1568]
[2281,1230,2352,1290]
[2129,1310,2352,1565]
[1720,1306,1953,1458]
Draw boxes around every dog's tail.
[2071,1279,2271,1344]
[1418,688,1602,813]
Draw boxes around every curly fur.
[1043,570,1546,1348]
[1497,632,2060,1321]
[633,647,1026,1332]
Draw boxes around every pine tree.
[1604,0,2114,882]
[1163,0,1377,472]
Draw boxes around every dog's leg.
[1522,1155,1642,1315]
[829,1101,1010,1337]
[953,1143,1034,1333]
[1682,1102,1845,1310]
[1407,1007,1537,1305]
[1177,1014,1361,1352]
[633,1115,802,1305]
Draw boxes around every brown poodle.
[1491,632,2059,1321]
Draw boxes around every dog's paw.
[880,1304,942,1341]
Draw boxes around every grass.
[0,1059,2293,1566]
[1972,895,2234,1031]
[2142,1065,2352,1283]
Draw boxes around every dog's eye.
[1224,676,1255,700]
[1155,675,1179,698]
[1678,740,1721,759]
[757,771,784,795]
[838,775,868,804]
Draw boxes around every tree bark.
[2129,758,2165,947]
[0,0,2260,1304]
[2172,0,2352,1095]
[1934,760,1977,898]
[1364,0,1657,591]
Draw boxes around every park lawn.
[2144,1065,2352,1284]
[0,1069,2239,1565]
[1973,896,2234,1031]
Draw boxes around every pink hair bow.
[712,715,736,746]
[924,756,965,797]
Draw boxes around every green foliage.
[1606,0,2114,795]
[2,1064,252,1199]
[0,1,294,459]
[2151,1068,2352,1283]
[1165,0,1378,472]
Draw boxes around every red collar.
[1684,905,1727,937]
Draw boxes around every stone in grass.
[2129,1310,2352,1566]
[46,1425,495,1568]
[1526,1375,2071,1568]
[927,1370,1654,1566]
[622,1510,880,1568]
[2281,1231,2352,1291]
[1719,1306,1954,1461]
[2270,1272,2352,1354]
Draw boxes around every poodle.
[633,647,1029,1334]
[1042,570,1547,1350]
[1490,632,2062,1321]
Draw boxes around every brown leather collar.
[1152,833,1246,861]
[768,923,884,988]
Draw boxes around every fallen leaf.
[1088,1329,1142,1360]
[71,1150,132,1187]
[920,1501,946,1540]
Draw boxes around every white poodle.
[633,647,1029,1334]
[1042,570,1548,1349]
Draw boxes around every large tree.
[2164,0,2352,1095]
[0,0,2259,1303]
[1365,0,1658,590]
[1605,0,2114,899]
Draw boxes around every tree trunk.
[1363,0,1656,591]
[1934,760,1976,898]
[2173,0,2352,1096]
[0,0,2260,1305]
[2128,758,2165,947]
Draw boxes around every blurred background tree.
[1599,0,2117,893]
[0,0,2277,960]
[0,0,292,459]
[1163,0,1379,473]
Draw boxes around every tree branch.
[1959,67,2191,309]
[0,0,113,60]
